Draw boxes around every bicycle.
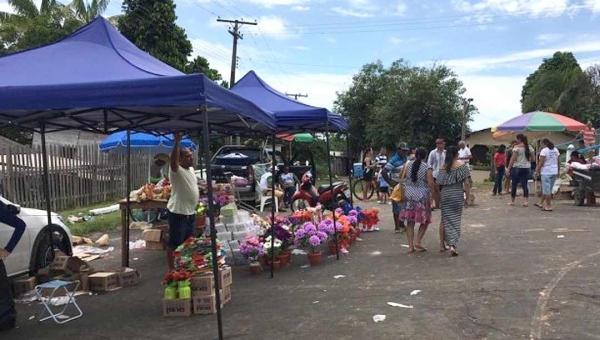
[352,176,375,201]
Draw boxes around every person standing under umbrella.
[534,139,560,211]
[166,133,199,270]
[507,134,535,207]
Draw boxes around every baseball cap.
[397,142,410,151]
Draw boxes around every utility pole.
[217,18,257,87]
[461,98,473,141]
[285,93,308,100]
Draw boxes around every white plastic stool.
[35,280,83,324]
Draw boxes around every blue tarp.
[99,131,196,154]
[231,71,348,132]
[0,17,276,134]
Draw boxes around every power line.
[217,18,257,86]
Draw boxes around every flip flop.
[534,203,543,208]
[415,245,427,252]
[542,208,553,212]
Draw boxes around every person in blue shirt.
[0,198,26,331]
[381,142,410,233]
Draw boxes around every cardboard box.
[142,229,162,242]
[50,256,70,271]
[116,268,141,287]
[192,286,231,315]
[219,266,232,289]
[191,274,215,296]
[163,299,192,317]
[145,241,165,251]
[12,276,36,297]
[88,272,121,292]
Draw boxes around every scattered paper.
[313,301,319,304]
[299,265,310,269]
[410,290,421,296]
[371,251,382,256]
[95,234,110,246]
[48,296,71,306]
[387,302,413,309]
[373,315,386,323]
[557,235,565,239]
[128,240,146,250]
[400,244,409,248]
[133,257,139,261]
[333,275,346,279]
[28,316,35,320]
[73,245,114,255]
[292,249,307,255]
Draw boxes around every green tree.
[334,61,387,155]
[521,52,582,114]
[335,60,472,152]
[69,0,109,23]
[184,56,222,80]
[0,0,81,56]
[118,0,192,72]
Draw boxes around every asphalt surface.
[5,187,600,340]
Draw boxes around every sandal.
[415,245,427,252]
[450,247,459,257]
[542,208,553,212]
[534,203,543,208]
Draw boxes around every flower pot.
[272,259,282,271]
[177,281,191,300]
[276,254,288,267]
[164,286,178,300]
[249,263,262,275]
[307,251,323,266]
[328,241,338,255]
[195,215,206,227]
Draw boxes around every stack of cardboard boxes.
[163,266,233,317]
[11,253,140,298]
[142,226,168,250]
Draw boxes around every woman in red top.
[493,144,506,196]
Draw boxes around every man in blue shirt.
[381,142,410,233]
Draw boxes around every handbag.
[390,162,409,203]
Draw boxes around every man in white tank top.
[166,132,199,270]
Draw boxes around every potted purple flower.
[240,237,265,275]
[294,222,328,266]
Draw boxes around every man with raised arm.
[166,132,199,270]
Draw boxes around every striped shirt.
[583,127,596,146]
[375,153,388,169]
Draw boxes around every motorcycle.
[290,181,351,212]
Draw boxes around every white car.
[0,196,72,277]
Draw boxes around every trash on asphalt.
[299,265,310,269]
[333,275,346,279]
[129,240,146,250]
[410,290,421,296]
[73,245,114,255]
[557,235,565,238]
[313,301,319,304]
[400,244,409,248]
[373,315,386,323]
[15,291,38,304]
[387,302,413,308]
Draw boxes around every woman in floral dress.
[399,148,435,253]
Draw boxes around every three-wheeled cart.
[571,168,600,206]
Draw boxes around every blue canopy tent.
[231,70,348,133]
[99,131,197,154]
[0,18,277,338]
[231,71,350,264]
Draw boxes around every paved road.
[7,188,600,340]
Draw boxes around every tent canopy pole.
[202,110,224,340]
[326,125,339,260]
[40,122,55,259]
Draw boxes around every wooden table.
[119,199,167,267]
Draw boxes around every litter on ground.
[333,275,346,279]
[410,290,421,296]
[387,302,414,309]
[373,315,386,323]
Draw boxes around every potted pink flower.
[294,222,328,266]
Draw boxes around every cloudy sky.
[2,0,600,131]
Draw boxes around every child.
[378,172,389,204]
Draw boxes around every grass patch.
[59,201,122,236]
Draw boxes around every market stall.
[0,17,277,339]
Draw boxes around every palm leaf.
[8,0,38,18]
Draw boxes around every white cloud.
[243,0,309,8]
[451,0,573,18]
[461,75,526,130]
[536,33,563,43]
[390,37,402,45]
[246,15,296,40]
[0,1,15,14]
[292,5,310,11]
[435,39,600,74]
[393,1,408,16]
[331,7,374,17]
[585,0,600,12]
[292,45,310,50]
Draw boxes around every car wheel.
[31,226,70,274]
